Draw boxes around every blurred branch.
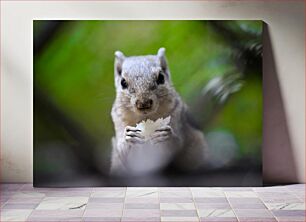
[192,71,244,128]
[191,21,262,128]
[34,21,63,55]
[34,21,100,173]
[35,87,99,173]
[208,21,262,76]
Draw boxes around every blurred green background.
[34,21,262,186]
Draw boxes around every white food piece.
[135,116,171,140]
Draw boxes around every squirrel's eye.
[121,78,128,89]
[156,72,165,85]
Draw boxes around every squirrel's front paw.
[152,126,174,144]
[124,126,145,144]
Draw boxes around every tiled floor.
[0,184,304,222]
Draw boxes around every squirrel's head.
[114,48,175,116]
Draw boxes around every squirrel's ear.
[157,47,165,57]
[114,51,125,76]
[157,47,168,73]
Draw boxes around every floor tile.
[261,197,302,204]
[191,188,222,191]
[83,208,123,217]
[228,197,262,204]
[36,196,88,210]
[191,188,225,197]
[257,192,300,203]
[123,217,161,221]
[280,185,305,192]
[2,203,39,209]
[253,186,289,193]
[89,197,124,203]
[198,209,235,217]
[122,209,160,217]
[160,197,194,203]
[20,184,44,191]
[162,216,199,221]
[276,218,306,222]
[160,190,192,198]
[10,191,45,199]
[29,209,84,217]
[91,190,125,198]
[1,184,24,191]
[225,191,258,198]
[292,191,305,199]
[160,187,190,192]
[125,197,159,203]
[0,209,32,221]
[237,218,277,222]
[160,203,196,210]
[230,202,266,209]
[272,209,305,217]
[161,210,198,217]
[44,191,92,197]
[234,209,274,218]
[83,217,121,222]
[7,197,44,204]
[125,191,158,198]
[222,187,253,191]
[265,202,305,210]
[1,196,11,205]
[27,216,83,221]
[92,187,126,192]
[196,202,231,209]
[200,217,238,222]
[126,188,158,198]
[194,197,228,203]
[126,187,158,191]
[86,202,123,209]
[125,203,159,209]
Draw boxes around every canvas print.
[34,20,262,187]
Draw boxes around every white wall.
[1,1,305,183]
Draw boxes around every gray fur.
[110,48,209,176]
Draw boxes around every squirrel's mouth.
[135,104,158,116]
[136,107,153,114]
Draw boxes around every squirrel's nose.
[136,99,153,110]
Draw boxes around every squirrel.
[110,48,209,176]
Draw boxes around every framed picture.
[34,20,262,187]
